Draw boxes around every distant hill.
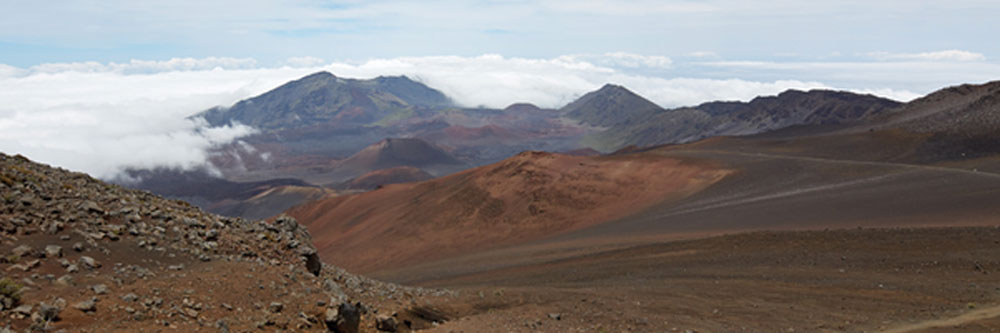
[118,168,324,219]
[874,80,1000,136]
[339,166,434,190]
[577,88,902,150]
[561,84,664,127]
[197,71,452,130]
[669,80,1000,170]
[324,138,468,184]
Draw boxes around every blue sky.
[2,1,997,64]
[1,0,999,177]
[3,0,999,93]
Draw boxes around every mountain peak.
[562,84,663,127]
[301,71,336,80]
[195,72,450,130]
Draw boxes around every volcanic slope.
[287,150,731,273]
[292,80,1000,331]
[338,166,434,191]
[312,138,468,186]
[680,79,1000,168]
[120,168,330,220]
[198,71,452,130]
[571,85,902,151]
[0,153,454,332]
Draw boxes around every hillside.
[339,167,434,191]
[324,138,468,183]
[119,168,324,220]
[579,88,902,150]
[561,84,664,127]
[0,153,452,331]
[287,151,730,273]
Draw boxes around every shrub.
[0,277,23,305]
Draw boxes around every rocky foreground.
[0,153,454,332]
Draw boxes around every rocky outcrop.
[0,152,454,331]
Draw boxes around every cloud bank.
[0,51,993,178]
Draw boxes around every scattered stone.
[12,304,32,316]
[323,279,348,303]
[55,275,74,286]
[376,315,398,332]
[121,293,139,302]
[325,302,360,333]
[79,256,100,269]
[11,245,32,258]
[81,201,104,215]
[73,298,97,313]
[91,284,109,295]
[72,242,85,252]
[205,229,219,241]
[65,264,79,273]
[37,301,61,321]
[301,246,322,276]
[548,313,562,320]
[44,245,63,258]
[269,302,284,313]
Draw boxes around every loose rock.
[73,298,97,313]
[44,245,63,258]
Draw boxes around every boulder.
[73,298,96,313]
[324,302,360,333]
[44,245,62,258]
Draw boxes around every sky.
[1,0,999,178]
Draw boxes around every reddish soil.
[418,125,527,147]
[418,227,1000,332]
[287,151,731,273]
[341,166,434,190]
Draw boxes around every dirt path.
[883,305,1000,332]
[688,149,1000,180]
[650,149,1000,219]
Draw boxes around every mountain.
[118,168,327,220]
[581,88,902,150]
[0,152,446,331]
[338,166,434,190]
[561,84,664,127]
[286,150,730,273]
[875,80,1000,136]
[197,71,452,130]
[320,138,468,185]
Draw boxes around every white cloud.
[0,65,324,178]
[541,0,718,15]
[1,52,989,178]
[867,50,986,62]
[284,56,327,68]
[688,51,719,58]
[24,57,258,76]
[697,59,1000,97]
[564,52,673,69]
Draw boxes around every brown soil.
[415,227,1000,332]
[340,166,434,190]
[288,151,730,273]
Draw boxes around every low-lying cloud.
[0,52,989,179]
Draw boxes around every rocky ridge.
[0,153,453,332]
